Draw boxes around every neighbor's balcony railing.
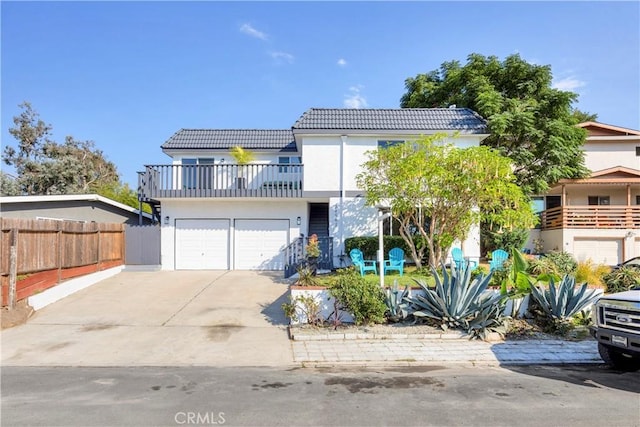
[540,206,640,230]
[138,164,304,200]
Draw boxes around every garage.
[175,219,230,269]
[573,238,622,265]
[234,219,289,270]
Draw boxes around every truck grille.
[598,300,640,334]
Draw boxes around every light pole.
[377,206,391,288]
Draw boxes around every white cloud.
[269,51,294,64]
[552,76,586,92]
[344,85,368,109]
[239,23,268,40]
[337,58,347,67]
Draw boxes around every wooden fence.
[0,218,125,308]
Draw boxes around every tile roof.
[161,129,297,151]
[292,108,487,133]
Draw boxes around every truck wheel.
[598,343,640,371]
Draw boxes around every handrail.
[138,163,304,199]
[540,205,640,229]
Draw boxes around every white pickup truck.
[590,288,640,370]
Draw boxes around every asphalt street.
[2,364,639,427]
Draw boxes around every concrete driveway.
[1,271,293,367]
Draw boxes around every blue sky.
[2,1,639,189]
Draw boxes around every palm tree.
[230,146,255,189]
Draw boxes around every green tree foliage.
[356,135,536,268]
[95,181,152,214]
[400,53,591,195]
[0,172,21,196]
[4,102,120,195]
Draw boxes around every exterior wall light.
[164,216,170,225]
[296,216,301,225]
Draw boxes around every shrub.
[282,294,323,326]
[528,251,577,278]
[602,266,640,293]
[295,266,320,286]
[471,265,488,281]
[489,258,512,287]
[542,251,577,275]
[328,267,387,325]
[481,227,529,255]
[344,236,428,263]
[575,260,610,289]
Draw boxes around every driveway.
[1,271,293,367]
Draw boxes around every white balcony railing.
[138,164,303,199]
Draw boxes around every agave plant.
[384,280,411,323]
[529,275,600,320]
[406,264,506,338]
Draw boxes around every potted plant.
[305,234,321,276]
[229,146,255,189]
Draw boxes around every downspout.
[340,135,347,259]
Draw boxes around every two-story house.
[530,121,640,265]
[137,108,489,274]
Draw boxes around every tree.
[3,102,119,195]
[400,53,591,195]
[571,109,598,124]
[356,135,536,268]
[0,172,21,196]
[96,181,152,214]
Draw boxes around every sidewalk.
[291,334,601,366]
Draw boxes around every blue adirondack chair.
[451,247,477,271]
[489,249,509,271]
[384,247,405,276]
[349,248,377,276]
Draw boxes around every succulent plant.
[384,280,411,322]
[529,275,600,320]
[406,264,506,339]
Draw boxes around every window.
[588,196,610,206]
[530,196,545,213]
[636,146,640,156]
[636,195,640,205]
[531,196,545,229]
[278,156,301,173]
[377,140,405,149]
[182,158,215,189]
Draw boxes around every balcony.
[138,164,304,200]
[540,206,640,230]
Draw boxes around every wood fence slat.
[1,218,125,307]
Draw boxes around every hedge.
[344,236,428,264]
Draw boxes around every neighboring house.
[138,107,489,273]
[0,194,153,225]
[529,121,640,265]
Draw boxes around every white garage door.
[234,219,289,270]
[175,219,229,270]
[573,238,622,265]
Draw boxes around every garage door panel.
[235,220,289,270]
[573,238,622,265]
[176,219,229,270]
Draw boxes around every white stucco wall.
[299,133,485,193]
[300,136,341,192]
[159,199,307,270]
[329,196,378,265]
